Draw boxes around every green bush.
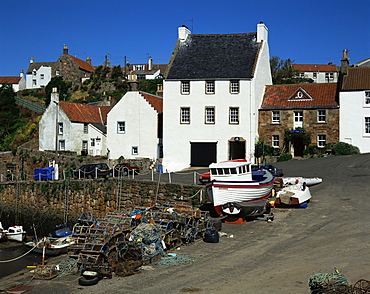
[277,153,292,162]
[332,142,360,156]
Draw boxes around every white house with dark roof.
[340,66,370,153]
[107,83,163,160]
[39,89,111,156]
[26,58,55,89]
[292,64,339,83]
[162,23,272,171]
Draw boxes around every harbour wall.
[0,178,204,237]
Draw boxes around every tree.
[0,84,20,149]
[45,76,71,106]
[138,79,163,95]
[270,56,313,84]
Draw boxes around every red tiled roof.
[69,55,95,72]
[139,92,163,113]
[261,83,338,109]
[292,64,337,72]
[0,77,21,84]
[58,101,111,123]
[342,67,370,90]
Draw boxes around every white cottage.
[26,58,54,89]
[107,86,163,160]
[162,23,272,172]
[339,66,370,153]
[39,90,111,156]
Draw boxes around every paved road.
[2,153,370,294]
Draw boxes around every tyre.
[82,271,98,279]
[78,276,99,286]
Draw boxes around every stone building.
[52,45,95,85]
[258,83,339,157]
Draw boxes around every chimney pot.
[63,45,68,55]
[178,26,191,42]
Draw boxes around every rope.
[0,243,39,263]
[56,258,77,277]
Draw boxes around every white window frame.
[205,81,215,94]
[230,80,239,94]
[364,117,370,136]
[82,140,88,150]
[272,135,279,148]
[317,110,326,123]
[313,72,317,79]
[117,121,125,134]
[317,135,326,148]
[180,107,190,124]
[58,140,65,151]
[132,146,138,155]
[205,107,215,124]
[364,91,370,107]
[229,107,239,124]
[325,72,334,80]
[90,138,95,147]
[294,111,303,128]
[272,111,280,123]
[181,81,190,94]
[58,122,64,135]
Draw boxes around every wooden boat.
[25,235,75,256]
[282,177,322,186]
[275,183,311,207]
[6,226,26,242]
[208,159,275,215]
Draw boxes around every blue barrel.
[157,164,163,173]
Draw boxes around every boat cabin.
[209,161,269,182]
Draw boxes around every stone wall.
[0,178,204,237]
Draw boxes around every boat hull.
[275,183,312,206]
[282,177,322,186]
[6,232,26,242]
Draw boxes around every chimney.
[148,57,153,70]
[30,57,34,64]
[86,56,91,64]
[20,70,24,78]
[178,25,191,42]
[51,87,59,103]
[257,21,268,43]
[341,49,349,74]
[63,45,68,55]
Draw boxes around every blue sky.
[1,0,369,77]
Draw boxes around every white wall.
[107,91,160,160]
[340,90,370,153]
[26,66,52,89]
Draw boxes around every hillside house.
[0,72,26,92]
[52,45,95,85]
[126,57,167,80]
[162,23,272,171]
[292,64,339,83]
[339,66,370,153]
[107,82,163,160]
[26,58,55,89]
[39,89,111,156]
[258,83,339,157]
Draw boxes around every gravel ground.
[1,153,370,294]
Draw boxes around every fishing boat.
[275,182,311,207]
[282,177,322,186]
[208,159,275,215]
[25,235,75,256]
[6,226,26,242]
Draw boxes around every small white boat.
[282,177,322,186]
[275,183,311,207]
[208,159,275,215]
[6,226,26,242]
[25,235,75,256]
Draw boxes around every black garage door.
[190,142,217,167]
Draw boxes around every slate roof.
[292,64,338,72]
[342,67,370,90]
[166,33,260,80]
[261,83,338,109]
[26,62,56,74]
[0,77,22,84]
[58,101,111,124]
[139,91,163,113]
[69,55,95,72]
